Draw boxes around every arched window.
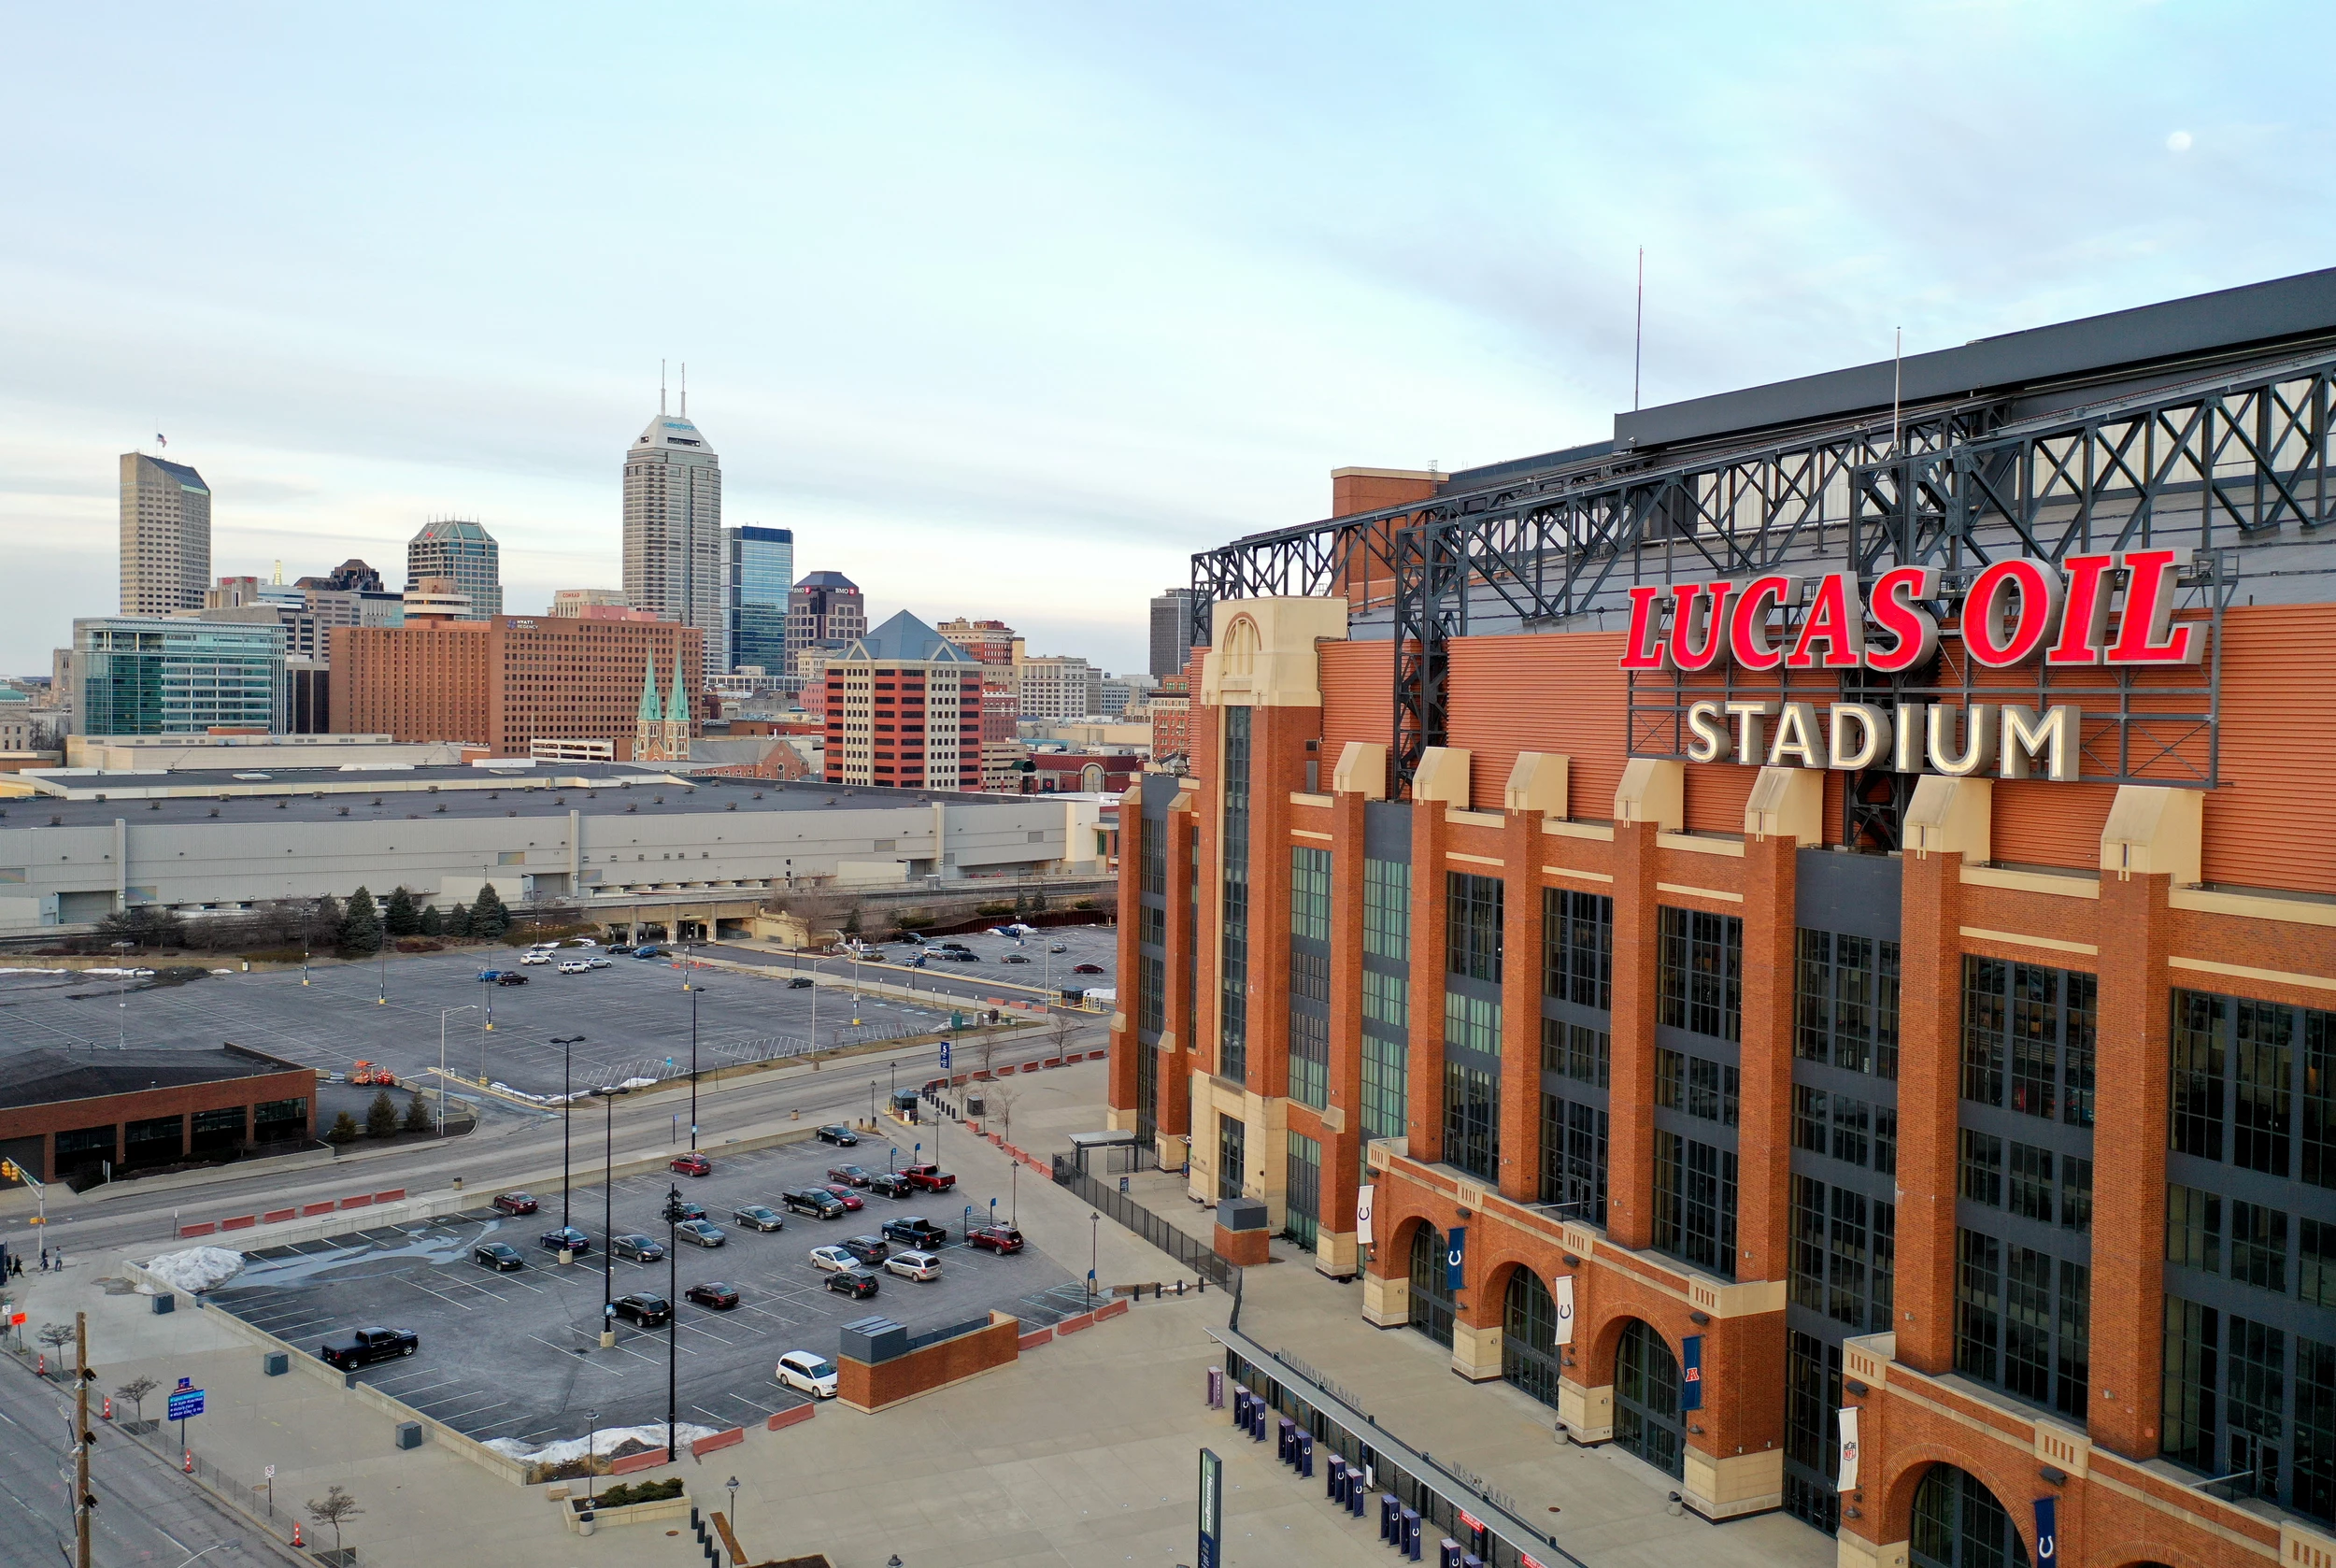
[1502,1268,1563,1409]
[1223,618,1260,677]
[1407,1223,1454,1348]
[1909,1464,2030,1568]
[1080,763,1104,791]
[1614,1319,1685,1478]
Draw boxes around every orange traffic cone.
[35,1354,43,1376]
[102,1396,113,1420]
[183,1450,193,1474]
[292,1523,303,1548]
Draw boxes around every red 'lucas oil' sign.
[1616,550,2202,675]
[1617,552,2207,783]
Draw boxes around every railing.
[1051,1155,1235,1288]
[906,1315,993,1352]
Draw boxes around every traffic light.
[0,1160,17,1180]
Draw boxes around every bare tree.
[306,1484,363,1561]
[115,1375,159,1422]
[36,1322,73,1369]
[985,1081,1018,1147]
[974,1025,1002,1079]
[1047,1010,1075,1060]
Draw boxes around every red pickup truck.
[901,1163,956,1193]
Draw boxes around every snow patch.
[143,1246,247,1294]
[617,1076,658,1090]
[484,1422,720,1466]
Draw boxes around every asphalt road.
[5,1011,1108,1276]
[0,1350,279,1568]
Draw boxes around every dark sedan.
[827,1164,875,1187]
[491,1191,539,1216]
[472,1242,525,1271]
[538,1226,591,1255]
[824,1269,880,1300]
[685,1281,741,1310]
[816,1124,860,1146]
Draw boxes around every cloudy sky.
[5,1,2331,676]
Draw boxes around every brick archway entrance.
[1615,1318,1684,1479]
[1909,1463,2029,1568]
[1406,1221,1453,1347]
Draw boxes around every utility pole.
[75,1311,92,1568]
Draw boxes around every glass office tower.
[726,525,793,675]
[74,617,288,735]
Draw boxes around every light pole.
[301,946,310,986]
[726,1476,740,1552]
[1089,1211,1099,1311]
[868,1080,876,1129]
[438,1006,477,1134]
[377,931,388,1005]
[550,1036,587,1228]
[661,1184,683,1461]
[684,981,708,1150]
[593,1085,629,1334]
[585,1407,598,1507]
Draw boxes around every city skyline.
[12,7,2334,675]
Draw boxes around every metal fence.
[1051,1155,1235,1288]
[906,1315,993,1353]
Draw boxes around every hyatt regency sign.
[1617,551,2204,783]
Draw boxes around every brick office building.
[1109,271,2336,1565]
[332,606,705,758]
[0,1045,315,1184]
[821,612,981,790]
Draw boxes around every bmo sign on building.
[1621,549,2220,789]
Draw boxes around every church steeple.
[663,658,691,756]
[635,652,664,760]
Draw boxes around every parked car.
[671,1152,712,1177]
[775,1351,837,1399]
[944,950,980,962]
[491,1191,538,1216]
[939,942,972,953]
[608,943,636,955]
[968,1224,1025,1255]
[839,1234,889,1266]
[819,1184,864,1211]
[476,970,504,982]
[815,1124,860,1146]
[881,1216,947,1249]
[675,1219,727,1248]
[558,959,591,975]
[1047,944,1068,954]
[634,946,665,960]
[686,1281,741,1310]
[787,976,814,989]
[613,1292,670,1328]
[587,956,611,969]
[827,1164,874,1187]
[732,1205,785,1233]
[1072,962,1104,975]
[808,1245,855,1272]
[571,938,599,948]
[539,1226,591,1255]
[1001,955,1030,965]
[320,1327,417,1369]
[884,1250,942,1282]
[865,1173,914,1199]
[610,1233,665,1263]
[825,1269,880,1300]
[672,1198,708,1221]
[902,1163,956,1193]
[784,1188,847,1219]
[520,950,552,966]
[472,1242,525,1271]
[496,972,529,987]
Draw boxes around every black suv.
[864,1172,914,1199]
[881,1216,947,1249]
[825,1269,879,1300]
[840,1234,889,1266]
[782,1188,847,1219]
[613,1292,671,1327]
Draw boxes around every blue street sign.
[1681,1334,1704,1411]
[166,1389,206,1421]
[1445,1226,1466,1291]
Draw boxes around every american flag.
[156,433,167,449]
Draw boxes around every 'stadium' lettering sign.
[1617,550,2205,783]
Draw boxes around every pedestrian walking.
[38,1247,49,1271]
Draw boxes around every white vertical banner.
[1552,1274,1576,1346]
[1355,1183,1375,1246]
[1836,1406,1860,1492]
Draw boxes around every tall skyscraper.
[1148,587,1196,677]
[725,525,794,674]
[785,570,865,685]
[624,395,724,667]
[119,452,212,616]
[405,519,502,620]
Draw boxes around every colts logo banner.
[2033,1497,2057,1561]
[1680,1333,1704,1411]
[1552,1274,1576,1347]
[1446,1226,1466,1292]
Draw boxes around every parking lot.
[0,948,972,1104]
[206,1133,1084,1449]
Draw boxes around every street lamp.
[592,1085,629,1333]
[585,1407,598,1507]
[868,1080,876,1130]
[377,930,388,1005]
[550,1036,587,1228]
[684,980,709,1150]
[661,1183,684,1462]
[1089,1211,1099,1311]
[726,1476,741,1551]
[438,1006,478,1134]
